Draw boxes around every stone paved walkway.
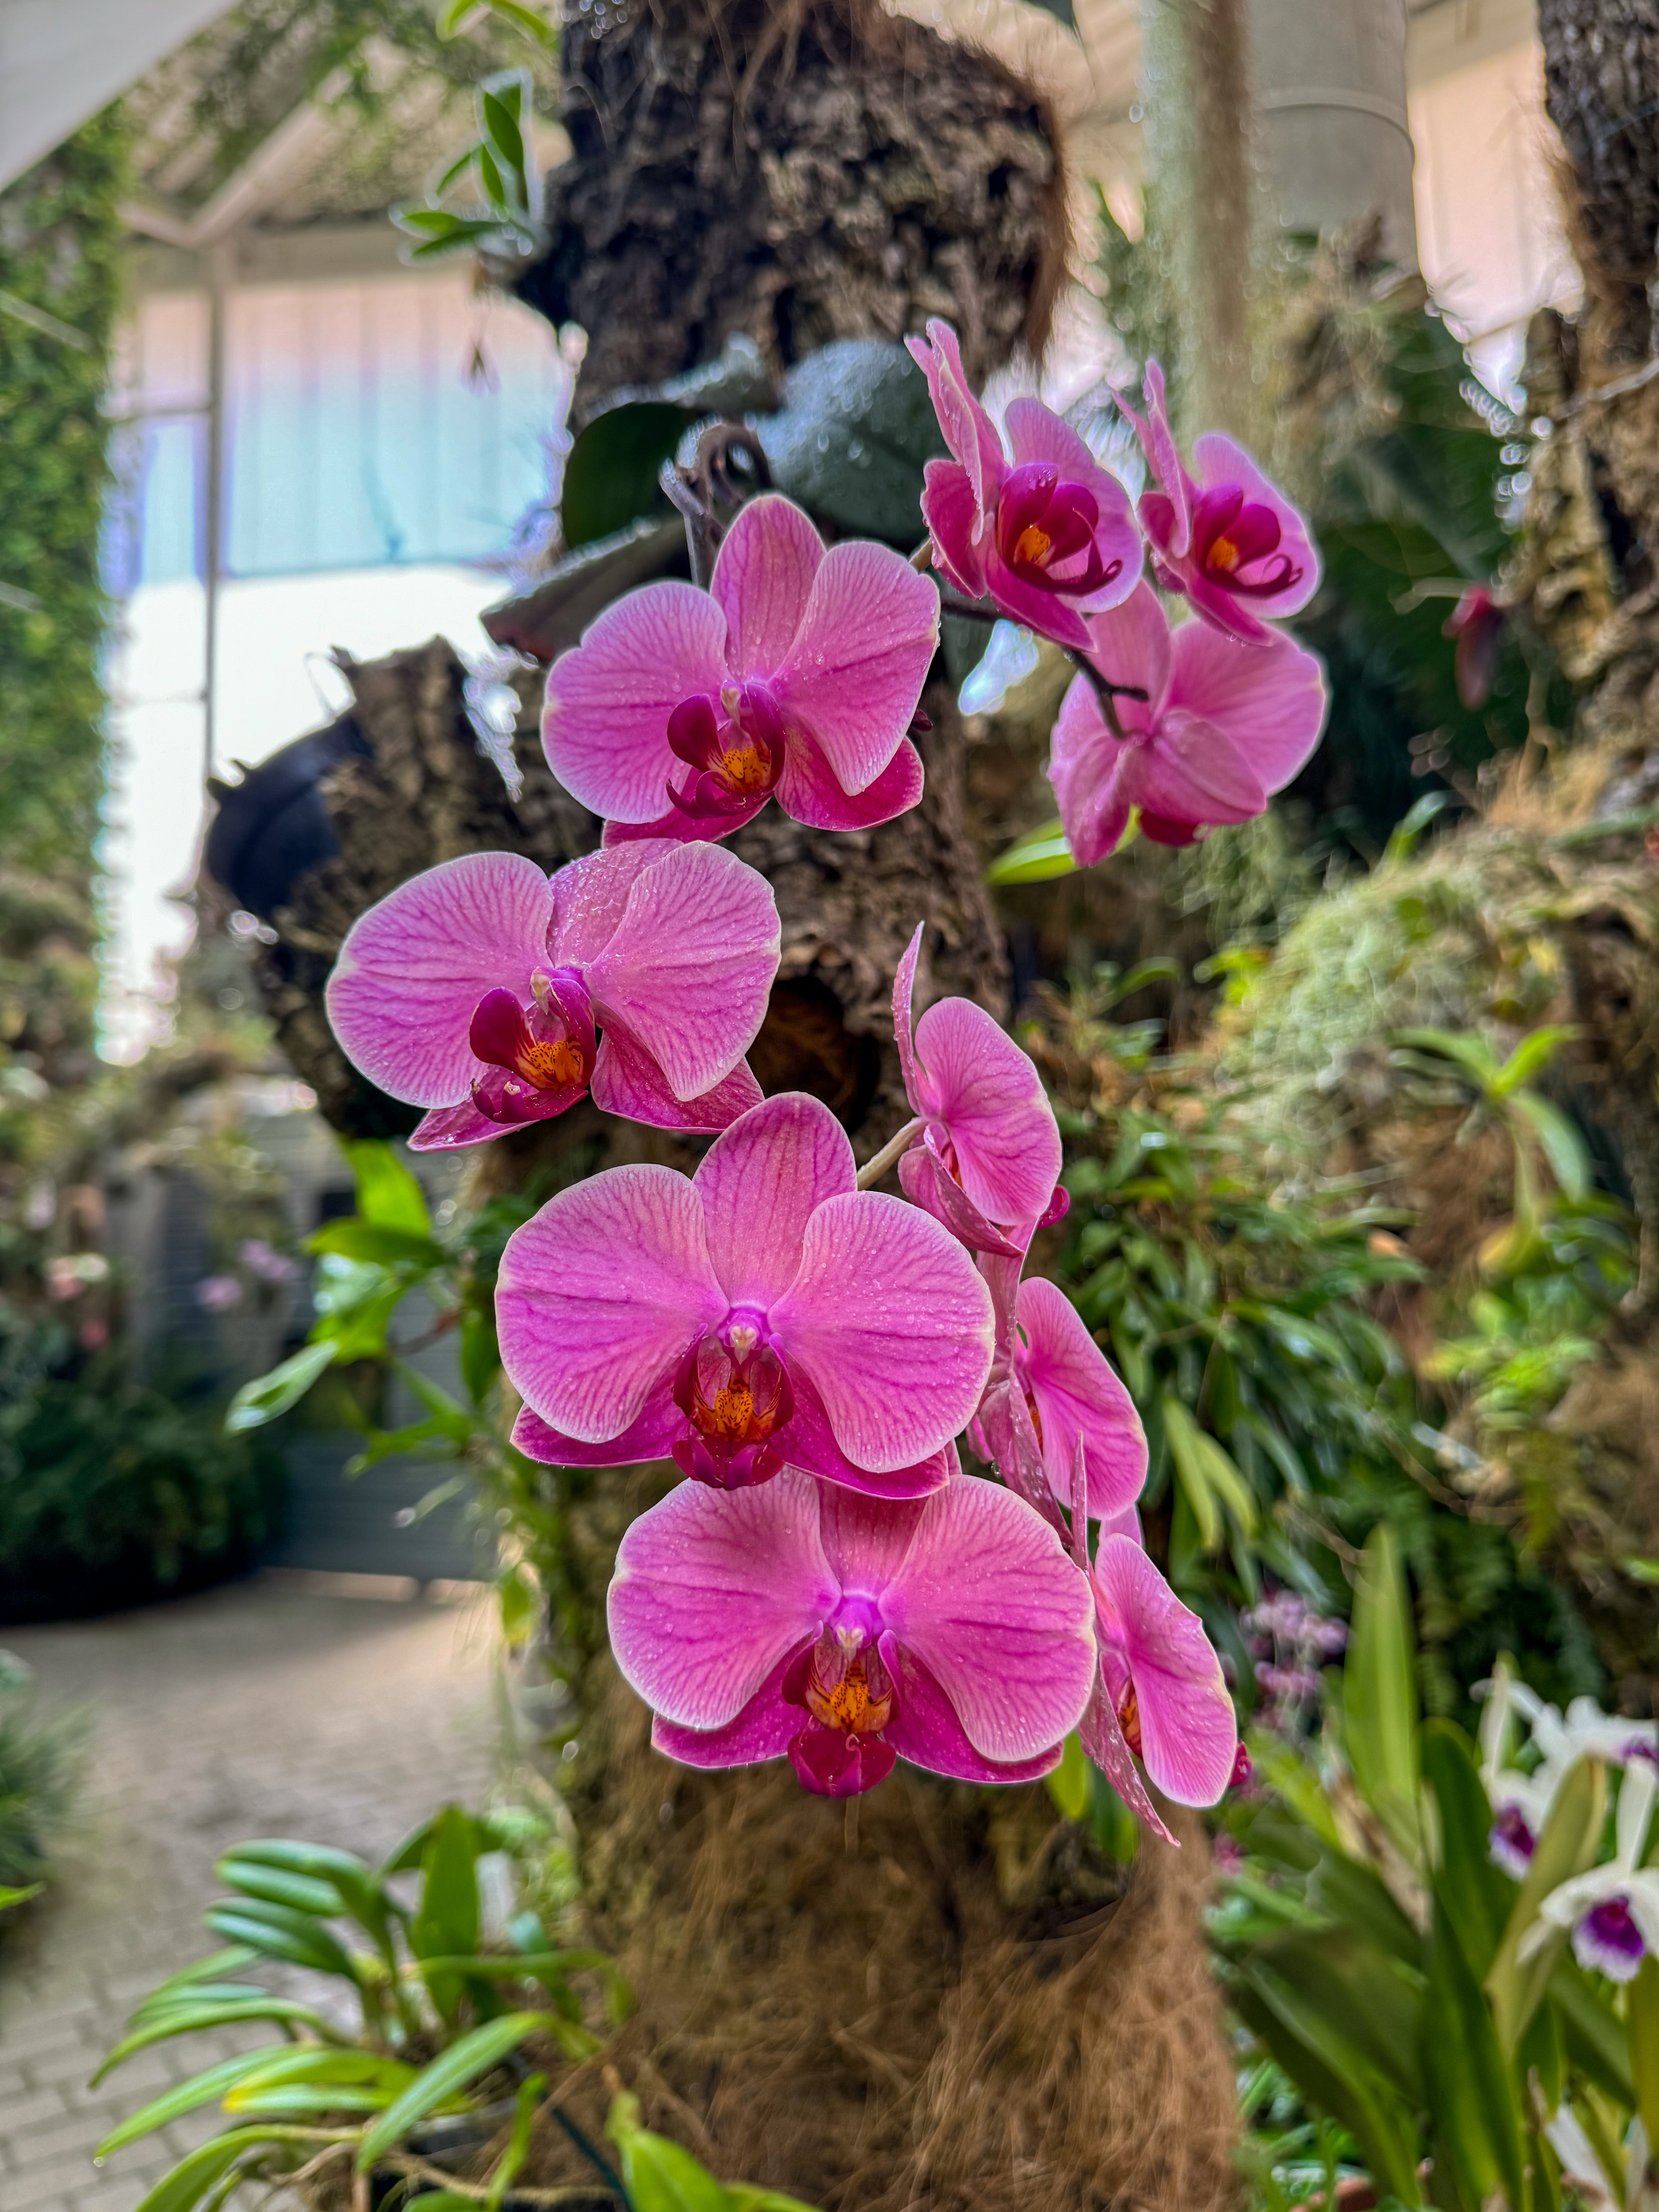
[0,1573,498,2212]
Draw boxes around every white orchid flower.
[1475,1671,1658,1881]
[1519,1759,1659,1983]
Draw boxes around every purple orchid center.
[1190,484,1302,600]
[1575,1894,1647,1982]
[783,1618,899,1798]
[996,462,1121,599]
[665,684,785,826]
[670,1310,795,1488]
[1488,1805,1536,1881]
[467,967,596,1125]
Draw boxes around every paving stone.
[0,1575,494,2212]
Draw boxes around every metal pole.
[203,236,234,781]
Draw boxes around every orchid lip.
[466,967,596,1126]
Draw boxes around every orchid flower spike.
[1049,583,1327,857]
[499,1092,994,1499]
[1519,1756,1659,1983]
[890,924,1064,1256]
[1065,1464,1236,1843]
[325,842,779,1149]
[608,1464,1097,1798]
[906,319,1143,653]
[1119,360,1319,645]
[542,493,939,845]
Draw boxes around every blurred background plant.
[0,1649,86,1916]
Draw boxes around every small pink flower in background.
[908,320,1142,653]
[325,841,778,1151]
[239,1238,299,1284]
[78,1317,110,1352]
[195,1274,243,1312]
[501,1092,994,1499]
[1121,361,1319,644]
[1049,582,1327,858]
[542,494,939,844]
[1444,584,1506,710]
[608,1464,1096,1797]
[890,924,1064,1256]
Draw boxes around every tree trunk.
[514,0,1066,410]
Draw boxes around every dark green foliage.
[0,110,127,891]
[0,1653,85,1891]
[0,1314,282,1617]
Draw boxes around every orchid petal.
[781,1368,954,1499]
[919,460,990,600]
[774,730,924,832]
[1015,1278,1147,1522]
[907,321,1005,518]
[543,582,732,822]
[1125,710,1267,828]
[880,1475,1095,1761]
[651,1654,804,1769]
[589,1027,762,1132]
[546,842,672,969]
[325,851,553,1108]
[912,997,1061,1229]
[772,1192,994,1472]
[1094,1535,1237,1806]
[1079,582,1172,719]
[583,843,779,1101]
[1166,620,1328,792]
[897,1143,1027,1258]
[979,553,1094,651]
[1080,1668,1175,1844]
[693,1092,855,1312]
[608,1470,835,1729]
[893,922,924,1109]
[1191,433,1319,614]
[882,1635,1063,1784]
[409,1100,519,1151]
[710,494,824,679]
[775,542,939,795]
[1047,678,1135,869]
[497,1165,724,1440]
[510,1397,684,1467]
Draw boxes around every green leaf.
[436,0,480,32]
[225,2085,396,2117]
[986,819,1078,885]
[561,400,690,548]
[345,1141,430,1237]
[307,1220,445,1266]
[1549,1955,1632,2107]
[1303,1851,1420,1966]
[1046,1731,1092,1822]
[1162,1395,1221,1552]
[94,2001,335,2084]
[755,338,947,543]
[1421,1720,1511,1979]
[1630,1954,1659,2148]
[94,2051,286,2160]
[0,1880,42,1909]
[224,1341,334,1432]
[1493,1025,1579,1098]
[1424,1895,1526,2212]
[213,1841,396,1958]
[460,1305,500,1405]
[482,0,559,44]
[1485,1755,1606,2056]
[480,89,526,184]
[1227,1969,1424,2205]
[1343,1523,1420,1862]
[1508,1092,1590,1200]
[1247,1926,1425,2107]
[488,2070,546,2208]
[413,1807,482,2026]
[201,1901,357,1981]
[131,2129,305,2212]
[214,1857,343,1917]
[499,1564,539,1649]
[356,2013,566,2171]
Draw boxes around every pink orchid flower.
[500,1092,994,1500]
[608,1463,1097,1798]
[1120,360,1319,645]
[1065,1469,1237,1841]
[890,924,1064,1256]
[1048,583,1327,859]
[907,321,1142,653]
[324,842,778,1150]
[541,493,939,845]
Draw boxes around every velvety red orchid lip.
[467,968,597,1127]
[784,1625,899,1796]
[671,1319,795,1489]
[665,690,784,826]
[1190,483,1301,599]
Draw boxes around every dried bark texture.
[215,635,1008,1151]
[1540,0,1659,338]
[515,0,1067,410]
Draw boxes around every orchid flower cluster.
[1479,1668,1659,1981]
[319,331,1270,1819]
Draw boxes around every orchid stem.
[910,537,934,572]
[937,594,998,626]
[856,1116,922,1191]
[1069,653,1148,743]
